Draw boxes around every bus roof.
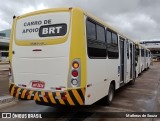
[16,7,72,19]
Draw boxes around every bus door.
[120,37,125,84]
[126,40,130,83]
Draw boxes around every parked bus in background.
[135,44,151,76]
[9,7,151,106]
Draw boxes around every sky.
[0,0,159,41]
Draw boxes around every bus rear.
[9,8,87,106]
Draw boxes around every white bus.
[135,44,151,76]
[9,7,151,106]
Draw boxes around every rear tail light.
[72,61,79,69]
[72,70,78,77]
[22,84,26,87]
[68,59,81,88]
[56,87,62,90]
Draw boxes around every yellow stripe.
[81,88,85,97]
[34,92,40,101]
[68,8,87,89]
[72,89,83,105]
[21,89,27,98]
[27,90,33,100]
[15,88,21,98]
[48,92,56,104]
[56,92,65,105]
[10,85,15,96]
[41,91,48,103]
[66,91,74,105]
[9,18,16,63]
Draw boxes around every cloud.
[0,0,160,40]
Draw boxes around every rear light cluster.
[69,59,81,87]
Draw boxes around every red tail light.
[22,84,26,87]
[56,87,62,90]
[72,70,78,77]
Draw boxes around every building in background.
[0,29,10,61]
[140,40,160,61]
[0,29,11,38]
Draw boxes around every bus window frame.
[106,28,119,59]
[86,17,107,59]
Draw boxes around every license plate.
[32,81,45,88]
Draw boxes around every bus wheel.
[106,84,114,106]
[129,79,135,85]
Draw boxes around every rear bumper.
[9,83,85,105]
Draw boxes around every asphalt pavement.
[0,70,9,96]
[0,63,160,121]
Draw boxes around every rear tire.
[106,84,114,106]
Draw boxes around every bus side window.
[86,19,106,58]
[106,30,119,59]
[146,51,148,57]
[141,49,144,57]
[86,20,96,40]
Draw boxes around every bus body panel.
[10,8,87,106]
[11,11,71,91]
[85,58,120,105]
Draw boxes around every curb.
[0,96,15,105]
[0,96,17,109]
